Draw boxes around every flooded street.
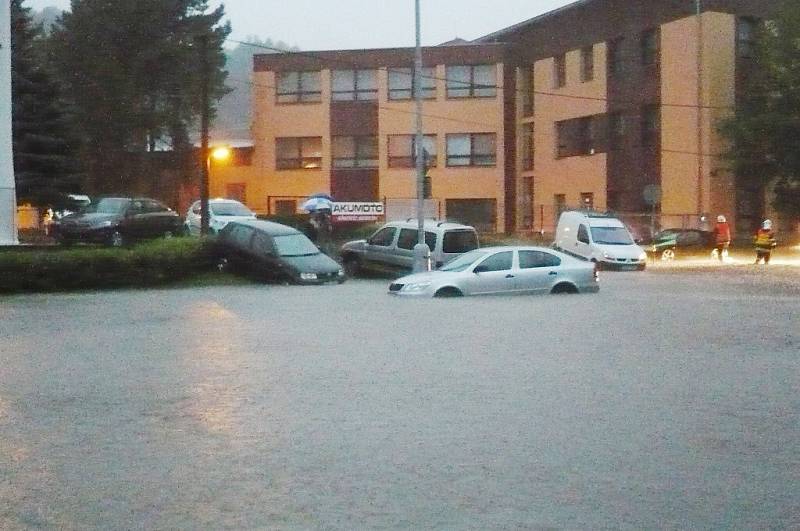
[1,268,799,529]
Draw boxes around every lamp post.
[412,0,430,272]
[0,0,18,245]
[203,145,231,228]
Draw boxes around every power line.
[227,38,734,111]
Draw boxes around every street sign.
[331,202,385,222]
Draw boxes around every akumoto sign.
[331,202,385,222]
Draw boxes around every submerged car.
[184,198,256,236]
[340,219,479,276]
[643,228,717,261]
[389,246,599,297]
[216,219,345,285]
[53,197,182,246]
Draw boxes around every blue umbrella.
[301,197,334,212]
[308,192,334,201]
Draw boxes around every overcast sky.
[24,0,574,50]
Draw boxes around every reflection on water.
[180,301,243,435]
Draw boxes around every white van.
[554,211,647,270]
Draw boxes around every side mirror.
[473,265,489,274]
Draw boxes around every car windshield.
[439,249,490,272]
[90,198,130,214]
[273,234,320,257]
[211,202,252,216]
[591,226,633,245]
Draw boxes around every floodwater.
[1,267,799,529]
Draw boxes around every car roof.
[228,219,301,236]
[386,219,475,230]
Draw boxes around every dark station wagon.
[216,220,345,285]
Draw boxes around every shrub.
[0,238,216,294]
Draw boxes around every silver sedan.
[388,246,599,297]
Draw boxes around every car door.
[515,250,562,294]
[364,226,397,267]
[144,199,176,236]
[121,200,147,238]
[461,250,515,295]
[250,230,283,280]
[394,228,437,269]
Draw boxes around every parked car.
[643,228,717,261]
[52,197,182,246]
[388,246,599,297]
[340,219,479,276]
[215,219,345,284]
[184,198,256,236]
[553,211,647,270]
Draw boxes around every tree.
[11,0,82,207]
[719,3,800,220]
[49,0,230,195]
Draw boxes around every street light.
[201,144,231,235]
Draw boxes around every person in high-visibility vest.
[753,219,777,265]
[713,214,731,262]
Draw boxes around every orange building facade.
[211,0,781,236]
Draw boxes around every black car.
[644,228,717,261]
[216,220,345,285]
[53,197,182,246]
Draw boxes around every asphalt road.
[1,266,799,529]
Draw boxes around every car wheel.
[343,256,361,277]
[661,248,675,261]
[550,282,578,294]
[109,231,124,247]
[434,287,463,298]
[163,230,174,239]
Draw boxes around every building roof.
[474,0,592,43]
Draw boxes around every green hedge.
[0,238,217,294]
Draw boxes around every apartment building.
[478,0,782,235]
[211,0,782,235]
[211,43,511,232]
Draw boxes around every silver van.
[340,220,479,276]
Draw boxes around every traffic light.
[423,175,432,199]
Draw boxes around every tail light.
[593,263,599,282]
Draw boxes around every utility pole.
[412,0,430,272]
[0,0,18,245]
[198,34,211,236]
[696,0,705,222]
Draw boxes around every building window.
[608,37,624,77]
[225,183,246,204]
[446,65,496,98]
[445,199,496,233]
[641,29,658,66]
[446,133,496,166]
[556,116,598,158]
[554,194,567,216]
[522,123,534,171]
[521,66,534,116]
[274,200,296,216]
[388,67,436,100]
[331,69,377,101]
[276,71,321,103]
[553,53,566,88]
[580,46,594,82]
[608,112,625,150]
[276,137,322,170]
[641,104,660,146]
[387,135,437,168]
[738,18,757,58]
[332,136,378,168]
[580,192,594,210]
